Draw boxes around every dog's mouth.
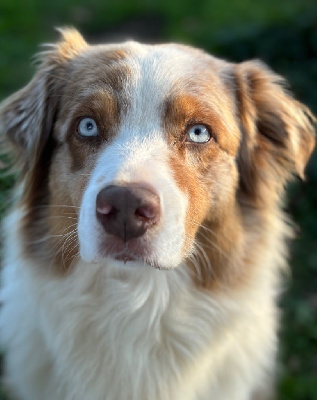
[98,235,159,267]
[113,251,138,263]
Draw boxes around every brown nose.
[96,184,161,242]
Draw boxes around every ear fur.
[235,60,316,203]
[0,28,87,173]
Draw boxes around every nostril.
[135,205,158,221]
[96,203,117,216]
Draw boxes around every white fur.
[0,209,279,400]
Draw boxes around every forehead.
[64,42,234,107]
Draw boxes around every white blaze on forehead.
[122,43,201,123]
[119,42,235,140]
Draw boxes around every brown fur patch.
[61,91,120,171]
[43,47,131,271]
[165,93,240,156]
[165,92,244,288]
[164,59,315,290]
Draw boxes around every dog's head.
[0,29,315,283]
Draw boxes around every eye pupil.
[194,128,201,135]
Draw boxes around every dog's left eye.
[186,124,211,143]
[78,118,99,137]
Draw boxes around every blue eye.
[187,124,211,143]
[78,118,99,137]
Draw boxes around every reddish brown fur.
[164,92,244,288]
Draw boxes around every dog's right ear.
[0,28,87,172]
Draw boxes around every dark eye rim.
[184,123,213,144]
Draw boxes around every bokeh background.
[0,0,316,399]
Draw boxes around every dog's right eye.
[78,118,99,137]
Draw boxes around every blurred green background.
[0,0,316,399]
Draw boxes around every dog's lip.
[98,240,168,269]
[111,253,169,270]
[113,251,138,263]
[98,236,151,265]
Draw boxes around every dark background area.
[0,0,316,399]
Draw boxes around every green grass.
[0,1,317,399]
[0,0,313,98]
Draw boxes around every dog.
[0,28,315,400]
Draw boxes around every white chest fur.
[0,213,277,400]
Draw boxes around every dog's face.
[52,38,241,270]
[0,30,315,283]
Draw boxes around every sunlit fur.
[0,29,315,400]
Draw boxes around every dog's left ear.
[234,60,316,200]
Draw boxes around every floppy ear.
[0,28,87,173]
[234,60,316,203]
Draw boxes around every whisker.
[187,253,203,282]
[25,225,78,246]
[197,230,231,261]
[62,235,77,255]
[186,220,231,260]
[61,233,79,268]
[29,204,80,210]
[46,216,78,221]
[24,235,64,245]
[196,241,219,281]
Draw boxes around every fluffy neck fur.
[1,207,284,400]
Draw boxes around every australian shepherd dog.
[0,29,315,400]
